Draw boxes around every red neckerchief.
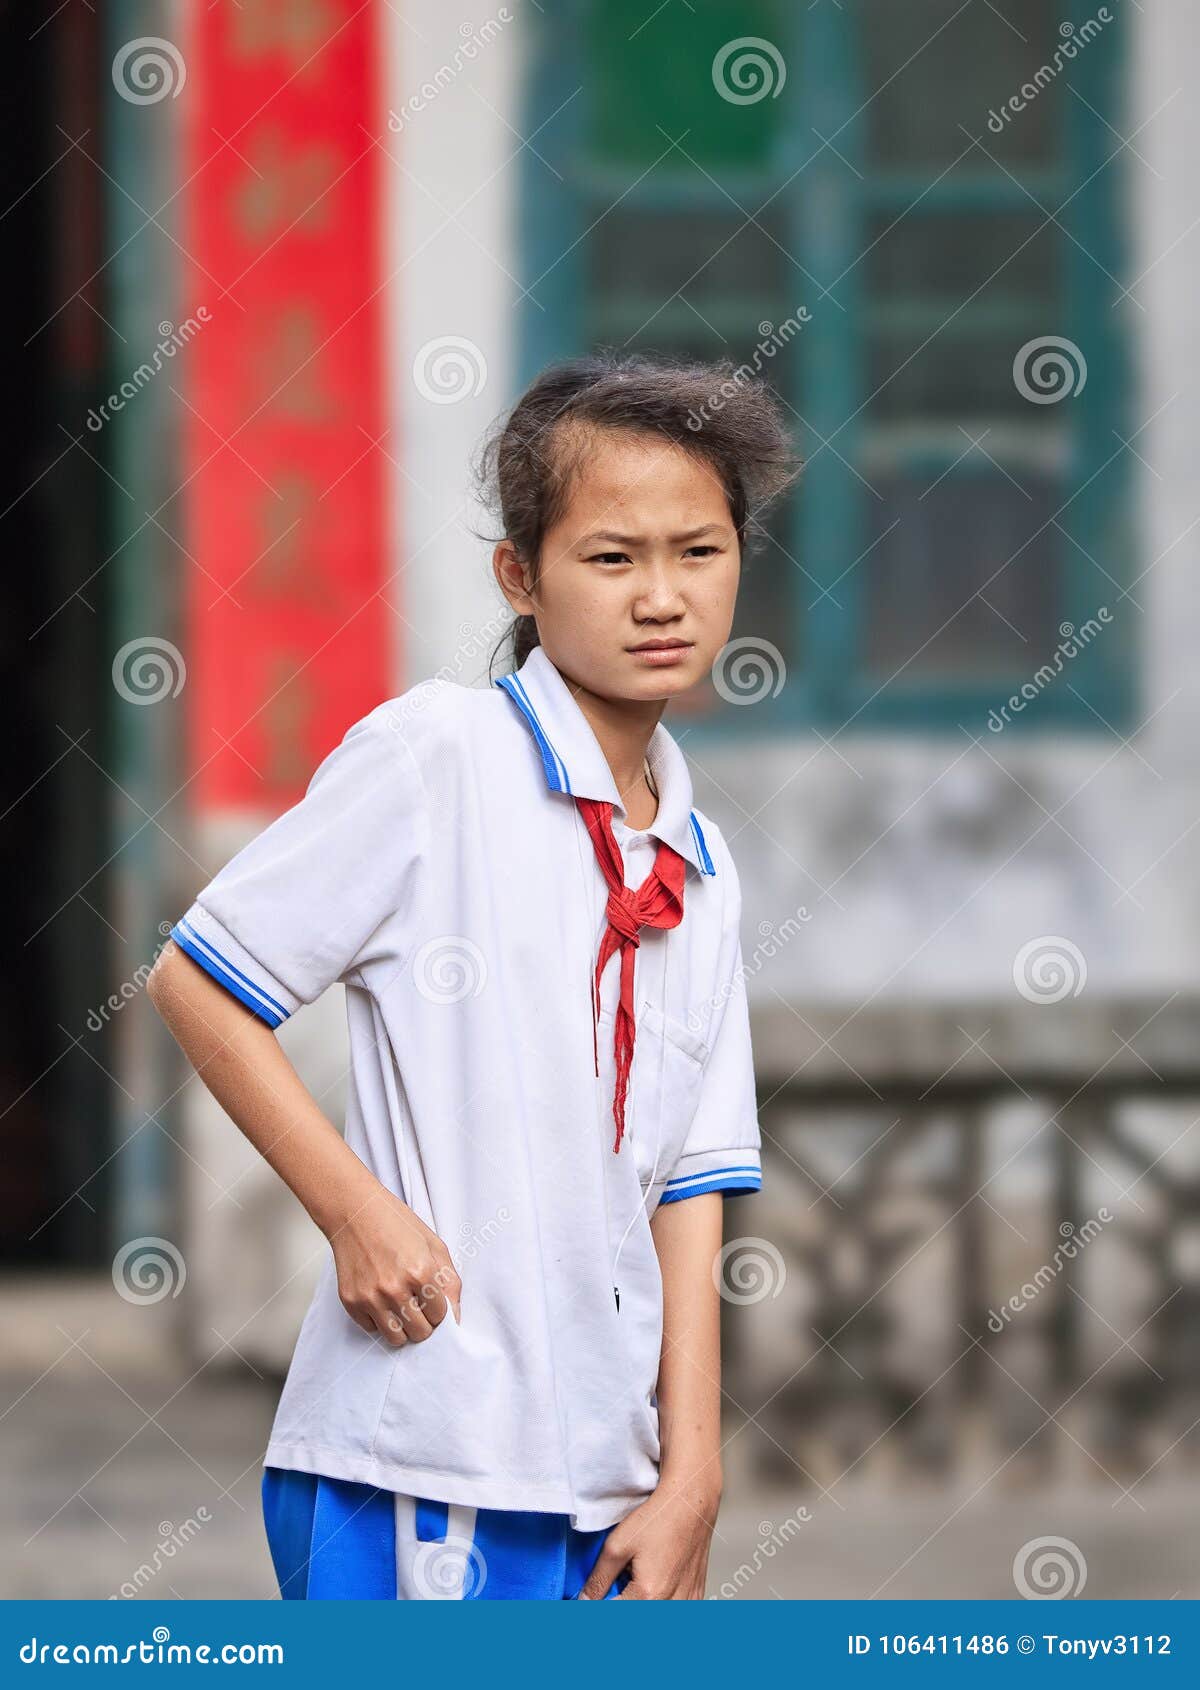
[575,798,686,1152]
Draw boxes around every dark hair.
[473,348,803,675]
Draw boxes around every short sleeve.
[169,703,428,1026]
[658,857,762,1205]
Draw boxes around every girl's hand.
[577,1469,721,1600]
[330,1181,462,1346]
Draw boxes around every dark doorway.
[0,3,113,1265]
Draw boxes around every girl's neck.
[621,761,659,832]
[554,659,664,830]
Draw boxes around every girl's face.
[502,429,741,706]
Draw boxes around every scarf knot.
[575,796,686,1153]
[605,885,644,945]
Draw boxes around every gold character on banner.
[255,306,336,421]
[229,0,339,77]
[248,474,339,613]
[233,127,340,241]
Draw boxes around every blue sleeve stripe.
[658,1174,762,1204]
[664,1162,761,1190]
[170,920,289,1028]
[174,918,291,1017]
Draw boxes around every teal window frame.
[517,0,1134,737]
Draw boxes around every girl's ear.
[493,540,534,612]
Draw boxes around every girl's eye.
[585,545,720,564]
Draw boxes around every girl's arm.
[579,1191,724,1599]
[652,1191,725,1500]
[147,942,461,1344]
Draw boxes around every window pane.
[860,0,1066,171]
[868,334,1055,422]
[865,212,1060,306]
[863,474,1060,679]
[589,208,790,307]
[864,214,1062,421]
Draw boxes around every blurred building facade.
[6,0,1200,1515]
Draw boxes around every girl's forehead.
[558,432,729,523]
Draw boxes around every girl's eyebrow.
[579,523,725,546]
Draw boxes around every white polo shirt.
[170,643,762,1530]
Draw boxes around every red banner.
[181,0,390,807]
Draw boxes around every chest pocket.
[595,999,710,1192]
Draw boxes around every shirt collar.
[495,643,717,877]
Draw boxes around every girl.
[148,351,800,1600]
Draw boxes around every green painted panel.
[586,0,788,173]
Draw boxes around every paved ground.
[3,1277,1197,1601]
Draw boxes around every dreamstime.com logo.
[985,1210,1114,1334]
[709,1506,813,1598]
[455,1208,511,1259]
[686,309,811,432]
[412,1534,488,1598]
[87,312,211,432]
[1012,936,1087,1004]
[86,962,155,1033]
[1013,1536,1088,1599]
[687,904,811,1035]
[412,935,488,1003]
[376,1207,509,1342]
[85,923,173,1034]
[711,637,787,706]
[112,38,187,104]
[1013,335,1088,404]
[110,1512,213,1600]
[412,335,487,404]
[112,1238,187,1305]
[383,612,512,730]
[713,1237,786,1305]
[112,637,186,705]
[986,11,1113,135]
[19,1626,283,1666]
[386,10,513,132]
[986,610,1113,731]
[712,37,786,105]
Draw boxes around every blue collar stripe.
[499,668,717,876]
[689,812,715,875]
[495,674,572,794]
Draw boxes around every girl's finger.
[578,1544,628,1600]
[414,1281,451,1328]
[377,1310,410,1346]
[390,1295,435,1343]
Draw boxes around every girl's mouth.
[627,641,693,666]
